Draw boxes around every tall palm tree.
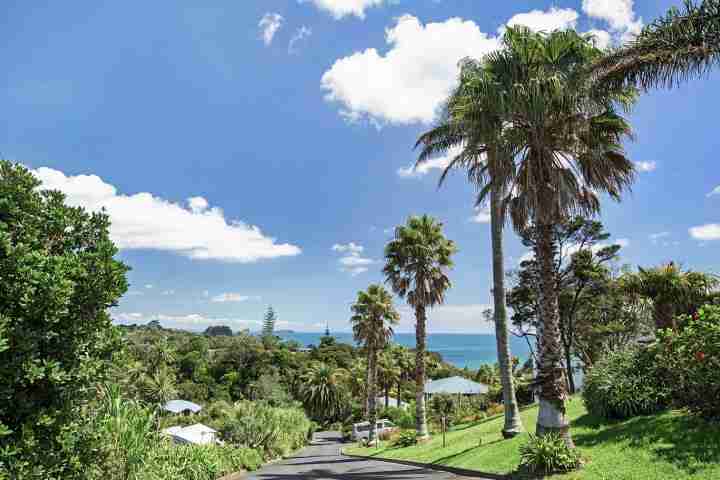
[469,27,636,445]
[593,0,720,91]
[620,262,718,330]
[392,344,414,408]
[384,215,457,439]
[350,284,399,444]
[377,348,401,408]
[300,362,348,424]
[416,58,525,439]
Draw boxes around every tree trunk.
[564,343,576,395]
[655,301,676,331]
[415,305,429,439]
[489,161,524,439]
[397,381,402,408]
[368,347,378,444]
[534,223,573,447]
[385,385,389,409]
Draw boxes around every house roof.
[425,376,489,395]
[163,399,203,413]
[162,423,217,445]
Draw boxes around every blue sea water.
[276,332,531,370]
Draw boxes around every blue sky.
[3,0,719,334]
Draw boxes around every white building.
[162,423,219,445]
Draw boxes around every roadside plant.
[519,433,582,476]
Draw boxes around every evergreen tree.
[262,306,276,338]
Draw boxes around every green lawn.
[346,398,720,479]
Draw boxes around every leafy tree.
[204,325,233,336]
[0,161,128,478]
[476,27,636,445]
[416,56,526,439]
[262,306,277,339]
[384,215,456,439]
[594,0,720,91]
[350,285,399,443]
[620,262,718,331]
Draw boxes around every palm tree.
[384,215,457,439]
[141,364,178,405]
[416,57,525,439]
[620,262,718,330]
[392,345,414,408]
[351,284,400,444]
[465,27,636,445]
[300,362,348,424]
[377,348,401,408]
[593,0,720,91]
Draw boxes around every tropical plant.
[350,284,399,444]
[393,430,418,447]
[299,363,348,424]
[377,348,402,409]
[457,27,637,445]
[519,433,583,476]
[416,54,525,439]
[620,262,718,331]
[593,0,720,91]
[384,215,457,439]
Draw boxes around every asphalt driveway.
[242,431,475,480]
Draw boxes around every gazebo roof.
[425,376,489,395]
[163,399,203,414]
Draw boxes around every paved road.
[242,431,470,480]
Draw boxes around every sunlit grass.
[346,398,720,479]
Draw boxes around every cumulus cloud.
[582,0,643,43]
[470,206,491,224]
[635,161,657,172]
[397,155,452,178]
[707,186,720,197]
[113,312,262,331]
[503,7,578,33]
[288,26,312,54]
[585,28,612,49]
[210,293,260,303]
[321,15,500,125]
[332,242,374,275]
[259,13,284,46]
[398,304,495,334]
[33,167,301,263]
[689,224,720,241]
[300,0,386,19]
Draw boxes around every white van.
[351,419,397,441]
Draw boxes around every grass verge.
[345,398,720,479]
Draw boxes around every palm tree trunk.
[489,157,524,439]
[655,301,676,330]
[385,385,389,409]
[368,347,378,444]
[415,305,429,439]
[397,381,402,408]
[534,223,573,447]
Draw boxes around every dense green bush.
[519,433,582,476]
[658,305,720,418]
[0,162,128,479]
[392,430,417,447]
[582,347,669,420]
[377,406,414,430]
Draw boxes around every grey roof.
[425,376,489,395]
[163,399,203,414]
[162,423,218,445]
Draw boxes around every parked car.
[351,419,397,442]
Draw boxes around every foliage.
[582,347,670,420]
[393,430,418,447]
[593,0,720,91]
[657,305,720,418]
[519,433,582,476]
[0,161,128,479]
[203,325,233,337]
[299,363,349,424]
[429,394,458,425]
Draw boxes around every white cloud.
[259,13,284,46]
[707,186,720,197]
[332,242,373,275]
[300,0,386,19]
[113,312,261,331]
[518,237,629,264]
[398,304,494,334]
[210,293,260,303]
[649,231,670,244]
[145,284,154,289]
[689,223,720,241]
[635,161,656,172]
[585,28,612,49]
[503,7,578,33]
[470,206,491,224]
[288,26,312,54]
[397,146,462,178]
[582,0,643,43]
[33,167,301,263]
[321,15,500,125]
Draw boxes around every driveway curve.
[242,431,472,480]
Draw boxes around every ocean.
[276,332,531,370]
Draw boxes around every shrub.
[393,430,417,447]
[582,347,669,420]
[519,434,582,476]
[485,402,505,417]
[378,405,414,429]
[658,305,720,418]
